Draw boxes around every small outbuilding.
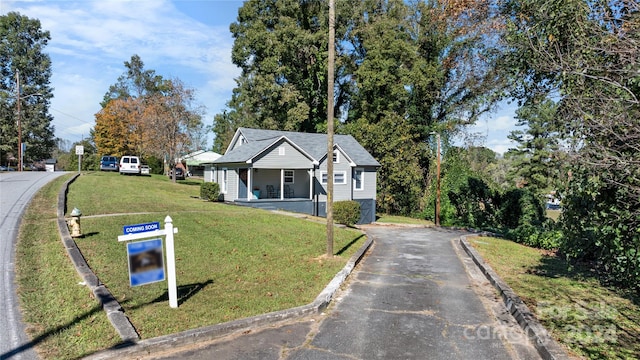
[45,158,57,172]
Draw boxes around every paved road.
[1,171,68,360]
[146,226,539,360]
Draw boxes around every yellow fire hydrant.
[67,207,83,238]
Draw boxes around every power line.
[50,107,94,125]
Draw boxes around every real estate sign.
[127,238,165,287]
[118,216,179,308]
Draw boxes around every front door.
[238,168,248,199]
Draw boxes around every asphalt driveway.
[139,225,539,360]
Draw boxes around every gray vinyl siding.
[204,165,215,183]
[253,141,312,169]
[333,159,352,201]
[228,168,239,200]
[219,167,239,201]
[315,150,355,202]
[352,167,377,200]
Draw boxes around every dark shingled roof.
[213,128,380,167]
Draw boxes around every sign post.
[118,216,179,308]
[75,145,84,173]
[164,217,177,308]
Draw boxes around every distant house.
[206,127,381,224]
[181,150,222,178]
[44,158,57,172]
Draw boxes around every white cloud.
[3,0,241,145]
[454,103,522,155]
[486,138,518,155]
[470,114,518,133]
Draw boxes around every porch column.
[248,168,253,201]
[308,169,313,200]
[280,169,284,200]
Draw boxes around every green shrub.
[506,223,562,250]
[334,200,361,226]
[447,177,498,228]
[200,182,219,201]
[560,171,640,291]
[144,155,164,175]
[497,188,546,229]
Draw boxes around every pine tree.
[0,12,55,166]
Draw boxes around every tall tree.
[92,98,138,156]
[0,12,55,166]
[341,0,505,214]
[101,54,168,106]
[142,78,204,180]
[94,56,204,168]
[507,98,562,197]
[216,0,505,215]
[501,0,640,289]
[227,0,328,132]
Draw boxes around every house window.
[284,170,294,183]
[279,146,285,155]
[333,150,340,163]
[321,171,347,184]
[354,168,364,190]
[221,168,228,193]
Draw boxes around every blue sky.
[2,0,517,154]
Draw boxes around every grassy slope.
[17,172,365,359]
[16,174,121,359]
[469,236,639,359]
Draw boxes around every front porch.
[234,198,324,218]
[232,197,376,224]
[238,168,317,201]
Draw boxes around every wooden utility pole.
[435,133,441,226]
[326,0,336,257]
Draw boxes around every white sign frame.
[118,216,179,308]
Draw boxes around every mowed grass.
[469,236,640,359]
[376,214,434,226]
[16,174,121,360]
[17,172,365,359]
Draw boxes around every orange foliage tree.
[93,98,138,157]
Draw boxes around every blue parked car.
[100,156,119,171]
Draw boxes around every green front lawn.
[17,172,365,359]
[470,236,640,359]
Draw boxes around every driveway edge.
[56,173,139,342]
[78,226,372,358]
[459,235,569,360]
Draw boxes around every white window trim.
[354,168,364,191]
[321,171,347,185]
[284,169,294,184]
[221,168,228,193]
[332,150,340,163]
[279,146,285,155]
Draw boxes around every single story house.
[205,127,381,224]
[181,150,222,177]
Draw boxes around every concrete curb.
[83,234,373,359]
[459,235,569,360]
[56,173,139,342]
